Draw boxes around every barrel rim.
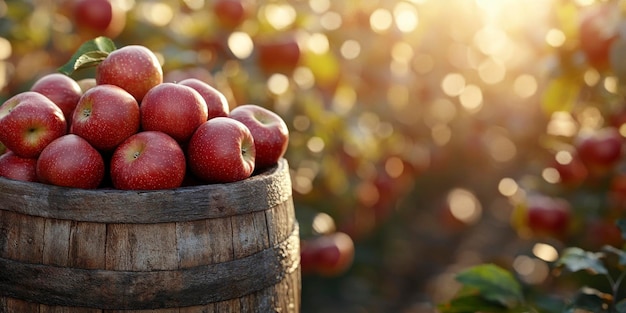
[0,158,292,223]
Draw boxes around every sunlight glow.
[545,28,566,47]
[514,74,538,98]
[370,8,393,33]
[320,11,342,30]
[263,4,297,30]
[341,40,361,60]
[267,73,290,95]
[394,2,419,33]
[228,32,253,59]
[532,243,559,262]
[447,188,482,225]
[138,2,173,26]
[498,178,518,197]
[441,73,466,97]
[459,85,483,112]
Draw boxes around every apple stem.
[133,151,140,159]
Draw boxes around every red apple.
[140,83,208,143]
[584,218,625,249]
[73,0,126,39]
[575,127,623,176]
[550,150,588,187]
[579,2,619,69]
[523,194,571,240]
[256,35,301,74]
[178,78,230,119]
[0,151,38,182]
[30,73,83,123]
[187,117,255,183]
[300,232,355,277]
[36,134,105,189]
[96,45,163,102]
[229,104,288,170]
[110,131,186,190]
[0,91,67,158]
[70,84,140,151]
[213,0,248,29]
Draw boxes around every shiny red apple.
[178,78,230,119]
[187,117,255,183]
[229,104,289,170]
[96,45,163,102]
[140,82,208,143]
[0,91,67,158]
[30,73,83,123]
[110,131,186,190]
[0,151,38,182]
[70,84,140,151]
[36,134,105,189]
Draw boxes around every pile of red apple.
[0,44,289,190]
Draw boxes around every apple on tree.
[73,0,126,40]
[140,82,208,143]
[70,84,140,152]
[178,78,230,119]
[213,0,249,29]
[187,117,256,183]
[579,1,619,70]
[30,73,83,123]
[300,232,355,277]
[549,150,588,187]
[36,134,105,189]
[0,151,38,182]
[574,127,623,177]
[110,131,186,190]
[0,91,67,158]
[513,194,572,241]
[256,34,301,75]
[229,104,289,170]
[96,45,163,102]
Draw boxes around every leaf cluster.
[439,220,626,313]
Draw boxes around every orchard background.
[1,0,625,312]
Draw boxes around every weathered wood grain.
[0,160,291,223]
[0,226,300,310]
[0,158,300,312]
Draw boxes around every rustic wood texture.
[0,159,292,223]
[0,159,300,312]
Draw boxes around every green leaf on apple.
[453,264,524,309]
[58,36,117,76]
[555,247,608,275]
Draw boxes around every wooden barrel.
[0,158,300,312]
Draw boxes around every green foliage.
[438,264,525,313]
[556,247,608,275]
[58,36,117,76]
[441,220,626,313]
